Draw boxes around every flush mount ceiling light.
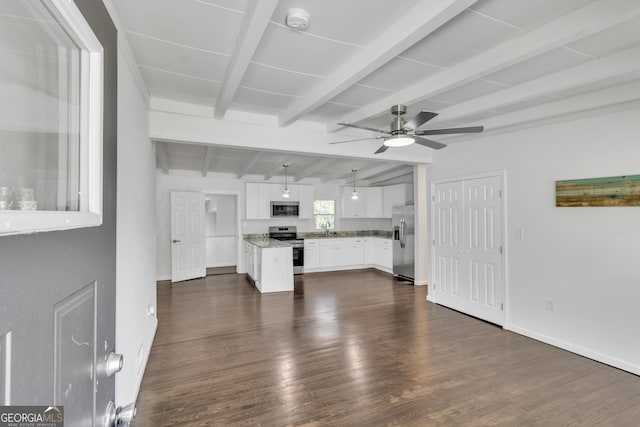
[285,8,310,30]
[384,135,415,147]
[282,164,291,198]
[351,169,358,200]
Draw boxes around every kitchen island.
[243,238,293,293]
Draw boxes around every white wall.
[427,107,640,375]
[115,41,157,405]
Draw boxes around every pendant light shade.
[282,164,290,198]
[351,169,358,200]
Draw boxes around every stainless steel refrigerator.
[392,205,415,281]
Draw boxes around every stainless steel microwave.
[271,201,299,217]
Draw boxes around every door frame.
[201,189,242,273]
[428,169,509,328]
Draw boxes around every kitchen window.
[313,200,335,230]
[0,0,103,235]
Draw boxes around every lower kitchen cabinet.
[244,241,293,293]
[304,240,320,269]
[304,237,391,273]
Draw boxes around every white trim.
[1,0,103,236]
[102,0,150,107]
[429,169,507,326]
[3,331,11,405]
[126,320,157,407]
[506,324,640,377]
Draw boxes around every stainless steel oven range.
[268,226,304,275]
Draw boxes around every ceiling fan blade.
[374,145,389,154]
[330,136,385,145]
[414,136,447,150]
[338,122,391,134]
[415,125,484,136]
[404,111,438,130]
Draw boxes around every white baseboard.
[156,275,171,281]
[129,319,157,406]
[414,280,428,286]
[506,323,640,377]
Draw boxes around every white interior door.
[433,175,504,325]
[171,191,206,282]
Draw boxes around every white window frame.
[1,0,103,236]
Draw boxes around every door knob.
[117,403,137,425]
[103,401,136,427]
[100,352,124,377]
[172,239,181,243]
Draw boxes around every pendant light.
[282,164,291,198]
[351,169,358,200]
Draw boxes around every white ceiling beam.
[156,141,170,174]
[328,0,640,132]
[356,163,406,181]
[214,0,279,119]
[456,80,640,140]
[201,146,215,177]
[433,45,640,125]
[236,151,263,179]
[367,168,414,186]
[278,0,478,126]
[321,160,369,182]
[292,158,335,182]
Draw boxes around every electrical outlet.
[545,299,555,313]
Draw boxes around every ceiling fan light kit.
[384,135,415,147]
[331,104,484,154]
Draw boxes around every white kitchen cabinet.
[298,185,315,218]
[319,238,351,268]
[304,239,320,269]
[244,240,293,292]
[341,187,367,218]
[245,183,270,219]
[373,238,392,271]
[362,238,373,265]
[270,183,299,202]
[349,239,365,265]
[366,187,384,218]
[383,183,413,218]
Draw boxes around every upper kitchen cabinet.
[245,183,270,219]
[1,0,103,235]
[366,187,384,218]
[298,185,314,219]
[341,186,367,218]
[270,183,298,202]
[245,183,314,220]
[341,186,384,218]
[383,184,413,218]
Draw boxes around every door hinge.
[432,195,435,201]
[501,303,504,311]
[499,189,502,197]
[432,240,436,246]
[499,246,503,254]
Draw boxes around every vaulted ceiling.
[109,0,640,180]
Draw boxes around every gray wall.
[0,0,117,405]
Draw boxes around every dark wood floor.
[133,270,640,426]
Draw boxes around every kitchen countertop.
[243,231,392,242]
[244,238,292,249]
[300,230,392,239]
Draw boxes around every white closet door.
[433,175,504,325]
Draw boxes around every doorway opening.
[204,194,238,274]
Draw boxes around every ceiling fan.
[331,104,484,154]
